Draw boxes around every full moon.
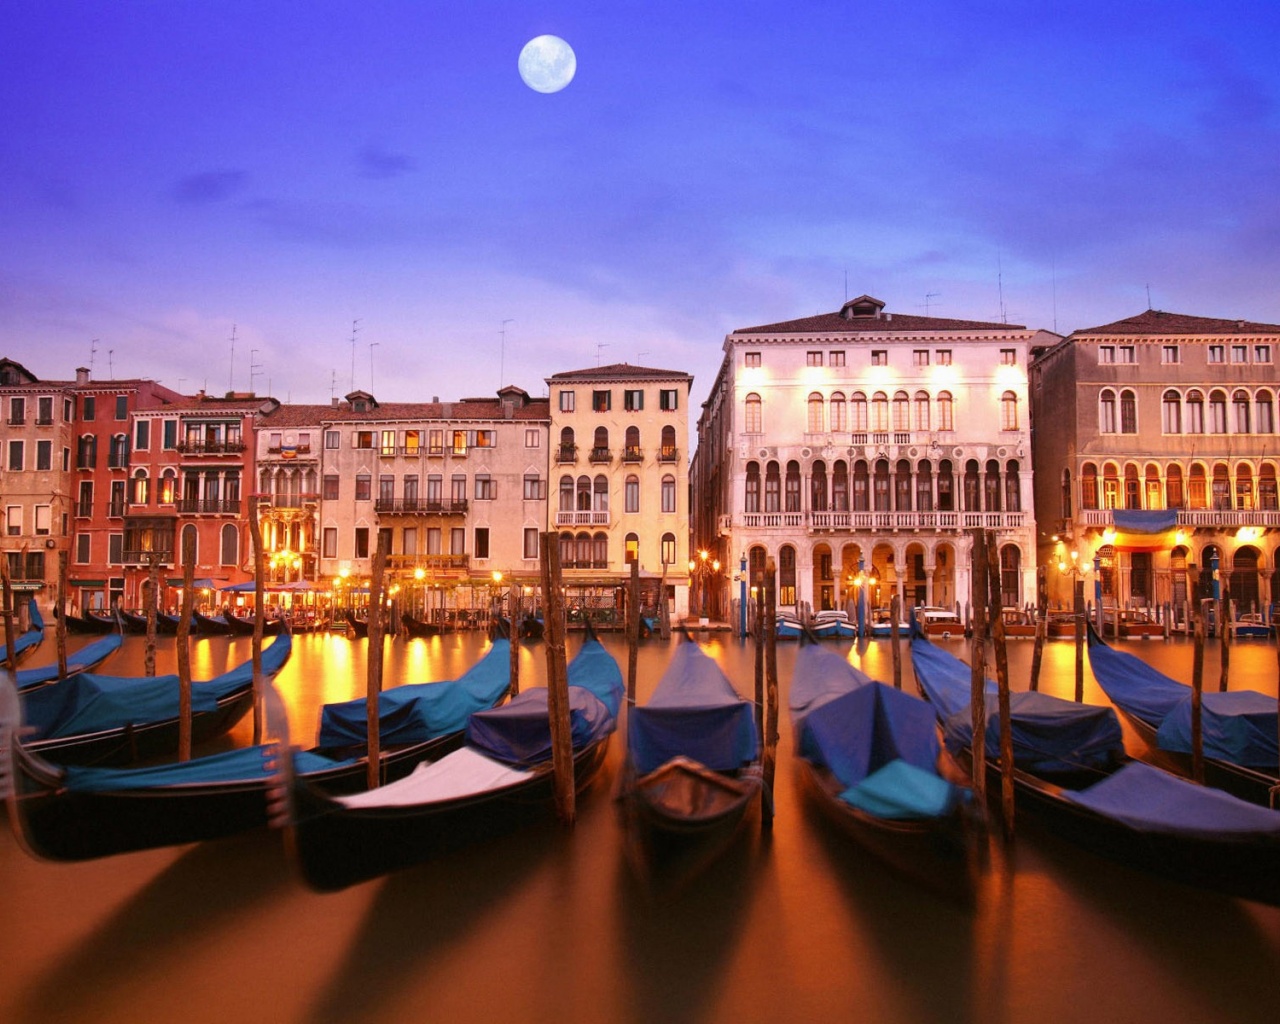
[518,35,576,94]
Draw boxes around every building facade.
[695,295,1050,621]
[1030,309,1280,619]
[546,363,693,623]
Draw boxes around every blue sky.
[3,1,1278,408]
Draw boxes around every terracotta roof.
[546,363,692,382]
[258,398,550,425]
[1073,309,1280,336]
[733,310,1022,334]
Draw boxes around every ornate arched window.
[744,393,762,433]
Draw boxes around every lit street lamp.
[688,548,721,627]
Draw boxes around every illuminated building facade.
[1030,309,1280,618]
[695,295,1051,620]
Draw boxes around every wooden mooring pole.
[1191,599,1207,786]
[540,532,575,825]
[56,551,69,680]
[365,531,389,790]
[968,529,988,808]
[627,558,640,706]
[889,593,902,690]
[178,529,195,761]
[986,531,1015,839]
[1029,565,1047,692]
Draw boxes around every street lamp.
[688,548,721,627]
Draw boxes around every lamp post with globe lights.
[688,549,721,628]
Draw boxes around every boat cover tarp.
[317,639,512,749]
[62,743,351,792]
[913,634,1125,773]
[628,641,757,775]
[789,643,873,725]
[0,625,43,664]
[840,758,961,820]
[337,746,533,808]
[16,634,124,692]
[28,599,45,631]
[1064,761,1280,838]
[1086,626,1188,726]
[1155,690,1280,768]
[1088,626,1278,765]
[21,634,291,740]
[565,633,625,721]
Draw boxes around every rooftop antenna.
[499,319,514,388]
[997,253,1008,324]
[917,292,941,316]
[349,319,361,391]
[330,370,338,402]
[1146,283,1153,310]
[596,342,609,366]
[369,340,379,393]
[228,324,237,392]
[108,349,114,379]
[249,348,263,394]
[89,339,98,374]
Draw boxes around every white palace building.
[692,295,1059,622]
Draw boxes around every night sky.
[3,1,1278,407]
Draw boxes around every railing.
[555,445,578,464]
[658,447,679,462]
[122,549,174,565]
[739,509,1015,531]
[36,417,54,426]
[176,499,242,514]
[255,492,320,509]
[76,502,93,517]
[374,498,469,515]
[6,416,24,425]
[107,502,126,517]
[622,446,644,463]
[265,444,312,455]
[175,441,246,455]
[588,447,612,464]
[1080,508,1280,528]
[561,560,611,571]
[106,454,130,469]
[555,510,611,527]
[385,553,470,573]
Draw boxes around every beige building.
[694,296,1053,621]
[546,363,693,624]
[1031,309,1280,619]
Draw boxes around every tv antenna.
[228,324,237,391]
[499,319,514,388]
[349,319,361,391]
[330,370,338,402]
[89,338,98,374]
[917,292,941,316]
[997,253,1008,324]
[596,342,609,366]
[369,341,380,393]
[1146,283,1153,310]
[108,349,114,379]
[249,348,263,394]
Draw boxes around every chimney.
[76,367,90,385]
[331,396,339,408]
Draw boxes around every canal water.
[3,629,1279,1023]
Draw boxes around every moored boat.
[0,599,46,664]
[16,633,124,693]
[918,607,965,640]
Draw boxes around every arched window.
[1258,390,1275,434]
[559,532,574,566]
[593,474,608,512]
[131,469,149,505]
[1186,390,1204,433]
[660,425,676,460]
[744,462,760,512]
[625,533,639,564]
[1005,460,1021,512]
[744,393,762,433]
[1212,463,1231,509]
[576,532,592,568]
[1102,463,1120,509]
[1259,464,1278,510]
[1099,389,1117,432]
[811,461,828,511]
[624,425,641,460]
[1124,464,1140,509]
[873,459,891,511]
[852,460,869,511]
[829,392,847,432]
[592,532,608,567]
[1188,464,1208,508]
[916,460,933,511]
[764,461,781,512]
[1080,462,1098,510]
[625,474,640,513]
[807,392,824,433]
[937,391,953,431]
[220,524,239,566]
[559,475,574,512]
[1119,390,1136,433]
[892,391,910,431]
[985,459,1002,511]
[779,545,797,606]
[1233,390,1251,433]
[937,460,954,511]
[559,426,575,459]
[592,426,609,459]
[895,458,912,510]
[1166,464,1184,508]
[1209,390,1228,433]
[576,475,591,511]
[661,532,676,565]
[1236,464,1254,509]
[159,468,177,505]
[1144,464,1162,509]
[850,393,868,432]
[832,460,849,511]
[661,474,676,513]
[1002,391,1019,431]
[784,461,801,512]
[1162,390,1182,433]
[870,392,889,432]
[963,460,981,510]
[914,390,930,431]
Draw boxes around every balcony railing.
[107,501,126,518]
[76,502,93,517]
[737,509,1025,532]
[175,440,246,455]
[1080,508,1280,529]
[121,549,175,565]
[555,510,611,527]
[176,498,242,514]
[555,445,578,464]
[265,444,312,456]
[658,447,679,462]
[588,447,612,464]
[622,446,644,463]
[374,498,469,515]
[254,492,320,509]
[384,553,471,574]
[560,560,611,571]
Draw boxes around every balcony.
[175,440,246,455]
[622,446,644,463]
[36,417,54,426]
[555,445,578,464]
[385,553,470,575]
[264,444,312,456]
[76,502,93,518]
[658,446,679,463]
[176,498,242,514]
[735,509,1023,533]
[121,549,175,566]
[555,510,611,527]
[1080,508,1280,530]
[561,559,611,571]
[254,492,320,509]
[588,447,612,464]
[374,498,468,515]
[107,501,126,518]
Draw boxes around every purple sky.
[3,2,1278,408]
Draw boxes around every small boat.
[192,610,234,636]
[814,610,858,639]
[918,607,965,640]
[1,599,46,664]
[619,638,764,881]
[344,610,369,639]
[17,634,292,767]
[1103,609,1164,639]
[116,609,151,635]
[223,611,285,636]
[520,613,545,641]
[999,608,1037,638]
[790,640,979,901]
[774,613,807,640]
[1046,611,1079,641]
[402,612,441,638]
[1086,624,1278,807]
[868,610,911,639]
[1232,613,1273,640]
[2,636,512,862]
[287,625,624,891]
[16,634,124,693]
[911,629,1280,907]
[56,607,117,635]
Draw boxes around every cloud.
[173,170,249,204]
[358,144,416,180]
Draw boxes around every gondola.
[618,637,764,882]
[116,609,151,635]
[519,613,545,641]
[402,612,441,638]
[2,635,512,861]
[344,610,369,639]
[790,640,979,901]
[192,609,234,636]
[56,607,117,635]
[17,633,292,767]
[83,609,122,633]
[1085,623,1278,807]
[223,611,285,636]
[911,628,1280,907]
[16,633,124,693]
[1,598,46,664]
[287,625,624,892]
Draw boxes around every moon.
[518,35,576,94]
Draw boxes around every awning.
[166,577,222,589]
[70,579,106,588]
[1111,510,1178,552]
